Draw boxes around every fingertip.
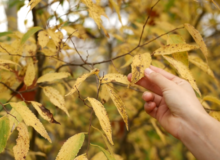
[127,73,132,81]
[144,102,156,113]
[142,92,154,101]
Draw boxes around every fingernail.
[145,68,153,77]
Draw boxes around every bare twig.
[0,82,25,101]
[0,102,18,122]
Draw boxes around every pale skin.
[127,66,220,160]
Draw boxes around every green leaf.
[20,27,42,44]
[0,31,13,38]
[91,143,115,160]
[0,116,10,153]
[56,133,85,160]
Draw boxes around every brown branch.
[56,26,184,71]
[0,102,18,122]
[0,82,25,101]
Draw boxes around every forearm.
[179,112,220,160]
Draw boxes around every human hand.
[127,66,207,139]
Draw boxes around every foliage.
[0,0,220,159]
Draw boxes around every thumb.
[144,68,176,92]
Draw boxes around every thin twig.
[0,82,25,101]
[0,102,18,122]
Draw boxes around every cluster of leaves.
[1,0,220,159]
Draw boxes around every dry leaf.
[65,69,99,96]
[105,85,129,130]
[13,123,29,160]
[153,44,199,56]
[87,97,113,145]
[10,102,51,142]
[30,101,60,124]
[37,72,70,83]
[131,53,152,83]
[43,86,69,117]
[184,23,209,61]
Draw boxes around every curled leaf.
[56,133,85,160]
[10,102,51,142]
[131,53,151,84]
[30,101,60,124]
[13,123,29,160]
[43,87,69,117]
[203,95,220,105]
[37,72,70,83]
[87,97,113,145]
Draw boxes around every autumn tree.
[0,0,220,159]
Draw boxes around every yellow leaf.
[101,74,130,85]
[0,58,20,66]
[87,97,113,145]
[43,87,69,117]
[153,44,199,56]
[24,58,35,87]
[92,126,115,157]
[30,101,60,124]
[56,133,85,160]
[82,0,108,29]
[38,30,49,48]
[41,48,56,56]
[109,0,122,24]
[150,119,166,144]
[91,152,123,160]
[105,85,129,130]
[28,0,42,12]
[47,30,63,47]
[184,23,209,61]
[10,102,51,142]
[131,53,152,84]
[8,109,23,134]
[167,34,189,67]
[37,72,70,83]
[74,154,88,160]
[189,55,217,84]
[163,56,201,96]
[13,123,29,160]
[203,95,220,105]
[99,84,110,104]
[65,69,99,96]
[209,111,220,122]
